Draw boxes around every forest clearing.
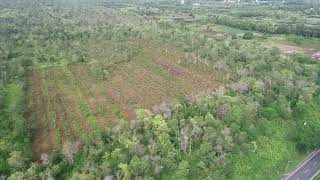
[25,45,220,157]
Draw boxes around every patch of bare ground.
[275,44,317,56]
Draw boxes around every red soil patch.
[126,64,177,106]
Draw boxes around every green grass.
[267,34,320,49]
[211,24,250,34]
[286,35,320,48]
[230,119,306,180]
[314,175,320,180]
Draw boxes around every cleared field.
[25,46,220,158]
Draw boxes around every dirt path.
[273,44,318,56]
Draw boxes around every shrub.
[243,32,254,40]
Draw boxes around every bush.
[258,107,279,120]
[287,35,305,45]
[243,32,254,40]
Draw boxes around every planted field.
[25,46,220,159]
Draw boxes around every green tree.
[7,151,28,171]
[176,160,190,177]
[129,156,150,177]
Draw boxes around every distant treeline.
[209,15,320,38]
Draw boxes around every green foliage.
[231,121,299,179]
[176,160,190,177]
[294,100,320,151]
[1,1,320,179]
[210,11,320,37]
[0,83,32,174]
[243,32,254,40]
[258,107,279,120]
[7,151,28,171]
[129,156,150,177]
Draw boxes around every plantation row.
[25,57,219,158]
[25,67,118,159]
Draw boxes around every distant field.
[211,24,250,34]
[25,45,220,157]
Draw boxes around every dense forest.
[0,0,320,179]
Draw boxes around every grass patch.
[230,119,306,180]
[211,24,250,34]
